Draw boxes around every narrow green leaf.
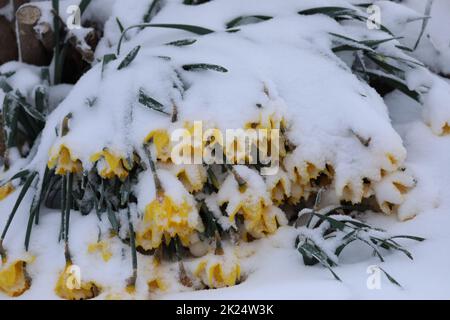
[165,39,197,47]
[117,24,214,55]
[79,0,92,15]
[363,70,420,102]
[299,6,355,18]
[0,78,13,93]
[1,172,38,241]
[14,91,46,122]
[34,86,48,113]
[379,267,402,288]
[118,46,141,70]
[116,17,125,33]
[226,15,272,29]
[106,202,119,233]
[389,235,425,242]
[182,63,228,73]
[138,88,169,115]
[102,53,117,76]
[143,0,161,23]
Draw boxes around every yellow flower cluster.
[136,195,203,250]
[194,257,241,288]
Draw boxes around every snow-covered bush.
[0,0,447,299]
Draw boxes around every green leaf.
[34,85,48,113]
[199,202,218,238]
[361,37,403,48]
[389,235,425,242]
[102,53,117,76]
[226,15,272,29]
[297,240,341,281]
[0,78,13,93]
[40,68,50,84]
[182,63,228,73]
[165,39,197,47]
[362,69,420,102]
[118,46,141,70]
[79,0,92,15]
[366,53,404,74]
[143,0,161,23]
[107,202,120,233]
[126,206,138,288]
[1,172,38,241]
[14,91,46,123]
[116,17,125,33]
[138,88,169,115]
[0,169,30,187]
[64,173,73,243]
[117,23,214,55]
[0,71,15,78]
[379,267,402,288]
[2,94,19,149]
[413,1,433,50]
[299,6,355,18]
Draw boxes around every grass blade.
[165,39,197,47]
[182,63,228,73]
[117,46,141,70]
[78,0,92,15]
[117,23,214,55]
[379,267,402,288]
[102,53,117,77]
[138,88,169,115]
[1,172,38,241]
[226,15,272,29]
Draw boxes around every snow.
[1,0,450,300]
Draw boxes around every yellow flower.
[442,123,450,135]
[0,183,15,201]
[266,171,291,205]
[166,164,207,193]
[0,260,31,297]
[90,149,129,180]
[145,130,171,161]
[87,241,112,262]
[194,258,240,288]
[55,263,101,300]
[48,145,82,175]
[136,195,201,250]
[148,277,167,292]
[374,171,415,215]
[217,168,283,238]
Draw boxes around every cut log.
[16,4,53,66]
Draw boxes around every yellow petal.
[0,183,15,201]
[0,260,30,297]
[55,264,101,300]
